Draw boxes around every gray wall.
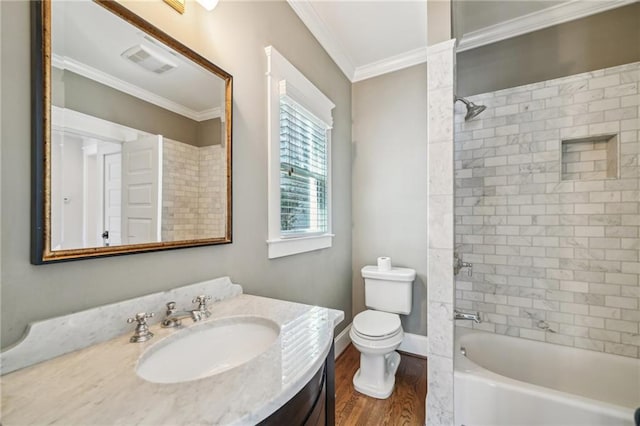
[427,0,452,46]
[52,68,222,147]
[0,0,352,348]
[352,64,428,335]
[196,117,222,148]
[457,3,640,96]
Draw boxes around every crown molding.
[51,55,221,122]
[457,0,637,52]
[287,0,356,81]
[352,47,428,82]
[194,107,222,121]
[52,105,144,143]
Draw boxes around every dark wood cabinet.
[260,343,335,426]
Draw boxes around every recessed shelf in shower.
[560,134,619,181]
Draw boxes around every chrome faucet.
[454,309,481,324]
[161,295,213,328]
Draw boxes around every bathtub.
[454,328,639,426]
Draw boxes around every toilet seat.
[352,310,401,340]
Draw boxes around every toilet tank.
[362,266,415,315]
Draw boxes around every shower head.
[455,97,486,121]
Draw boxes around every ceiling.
[309,2,427,67]
[288,1,427,82]
[289,0,635,82]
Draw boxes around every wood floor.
[335,344,427,426]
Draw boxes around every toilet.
[349,264,415,399]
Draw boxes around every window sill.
[267,234,334,259]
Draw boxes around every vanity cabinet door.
[260,342,335,426]
[304,378,326,426]
[260,364,325,426]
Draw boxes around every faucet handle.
[192,295,212,307]
[126,312,154,343]
[454,254,473,277]
[165,301,177,313]
[127,312,154,325]
[192,295,213,317]
[463,261,473,277]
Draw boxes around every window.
[280,96,328,235]
[265,46,335,258]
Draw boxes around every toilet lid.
[353,310,401,338]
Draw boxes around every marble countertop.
[0,294,344,425]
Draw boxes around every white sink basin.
[136,316,280,384]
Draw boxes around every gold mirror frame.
[31,0,232,264]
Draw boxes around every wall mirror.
[31,0,232,264]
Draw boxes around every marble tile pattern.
[0,276,243,374]
[0,292,344,425]
[162,138,200,241]
[198,144,227,238]
[426,38,457,426]
[454,62,640,358]
[162,139,227,241]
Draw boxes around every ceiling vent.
[121,44,177,75]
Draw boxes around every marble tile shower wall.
[198,144,227,237]
[163,139,200,241]
[454,62,640,358]
[163,140,226,240]
[427,39,457,426]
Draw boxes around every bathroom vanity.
[0,278,344,425]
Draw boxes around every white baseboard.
[398,332,428,357]
[334,322,428,358]
[334,323,352,359]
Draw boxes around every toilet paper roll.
[377,256,392,271]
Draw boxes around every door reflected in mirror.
[32,0,232,263]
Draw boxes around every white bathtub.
[454,328,639,426]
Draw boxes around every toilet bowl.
[350,265,415,399]
[350,310,404,399]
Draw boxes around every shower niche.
[560,133,619,181]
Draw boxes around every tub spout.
[454,309,481,324]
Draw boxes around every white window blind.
[279,96,328,236]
